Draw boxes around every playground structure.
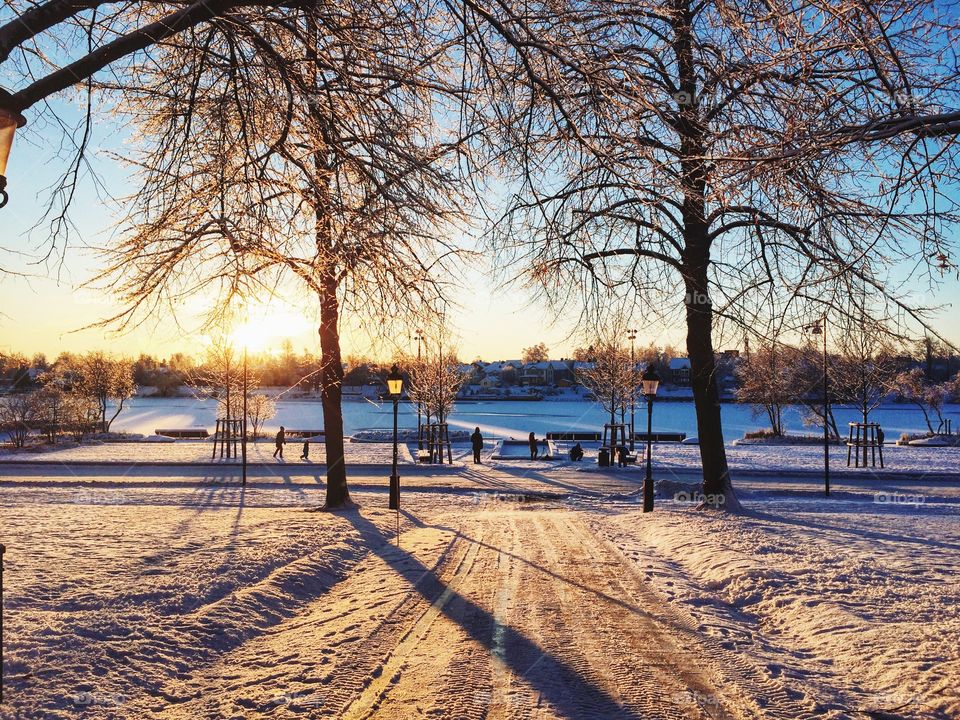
[847,422,884,468]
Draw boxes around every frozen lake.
[112,396,960,443]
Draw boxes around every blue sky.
[0,97,957,362]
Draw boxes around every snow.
[593,496,960,717]
[544,440,960,478]
[2,458,957,718]
[0,440,414,465]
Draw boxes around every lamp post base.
[389,475,399,510]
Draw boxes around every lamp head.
[387,364,403,397]
[0,90,26,209]
[641,363,660,397]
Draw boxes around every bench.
[632,432,686,442]
[285,430,325,439]
[155,428,209,439]
[417,450,433,464]
[546,432,602,441]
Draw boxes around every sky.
[0,99,958,364]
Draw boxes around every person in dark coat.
[471,427,484,464]
[273,426,286,459]
[617,445,628,467]
[569,442,584,462]
[529,431,538,460]
[299,440,310,461]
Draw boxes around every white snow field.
[1,463,957,719]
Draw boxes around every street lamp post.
[1,543,5,703]
[242,347,248,486]
[387,365,403,517]
[807,317,830,497]
[628,329,637,452]
[414,331,423,450]
[0,90,26,209]
[641,364,660,513]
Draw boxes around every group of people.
[272,427,311,462]
[271,425,633,466]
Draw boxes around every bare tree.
[576,342,638,439]
[0,391,40,447]
[405,347,466,430]
[52,352,135,433]
[246,393,276,437]
[890,367,950,436]
[522,343,549,364]
[478,0,960,507]
[78,5,469,508]
[831,314,901,433]
[735,341,798,437]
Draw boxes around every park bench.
[632,432,686,442]
[285,430,325,439]
[416,450,433,464]
[546,432,602,441]
[155,428,209,439]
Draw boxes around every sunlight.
[230,302,313,353]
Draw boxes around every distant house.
[669,357,692,385]
[521,361,556,386]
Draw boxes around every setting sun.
[229,304,313,353]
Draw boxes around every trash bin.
[598,447,610,467]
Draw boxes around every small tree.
[790,346,841,442]
[246,394,277,438]
[63,395,101,443]
[521,343,550,364]
[61,353,136,433]
[35,384,68,443]
[832,319,899,429]
[407,353,465,427]
[891,368,950,435]
[576,342,638,438]
[0,392,41,447]
[735,342,796,437]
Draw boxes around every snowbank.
[594,499,960,717]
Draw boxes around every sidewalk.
[0,439,415,466]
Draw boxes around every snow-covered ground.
[0,439,414,465]
[1,465,957,718]
[594,496,960,718]
[2,438,957,480]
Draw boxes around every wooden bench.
[416,450,433,464]
[155,428,209,439]
[285,430,325,439]
[546,432,602,441]
[632,432,686,442]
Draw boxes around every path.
[118,471,814,719]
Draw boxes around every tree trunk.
[318,266,350,508]
[673,0,738,510]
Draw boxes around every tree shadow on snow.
[340,508,642,719]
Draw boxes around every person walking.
[471,427,484,464]
[299,440,310,461]
[273,426,286,459]
[528,431,538,460]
